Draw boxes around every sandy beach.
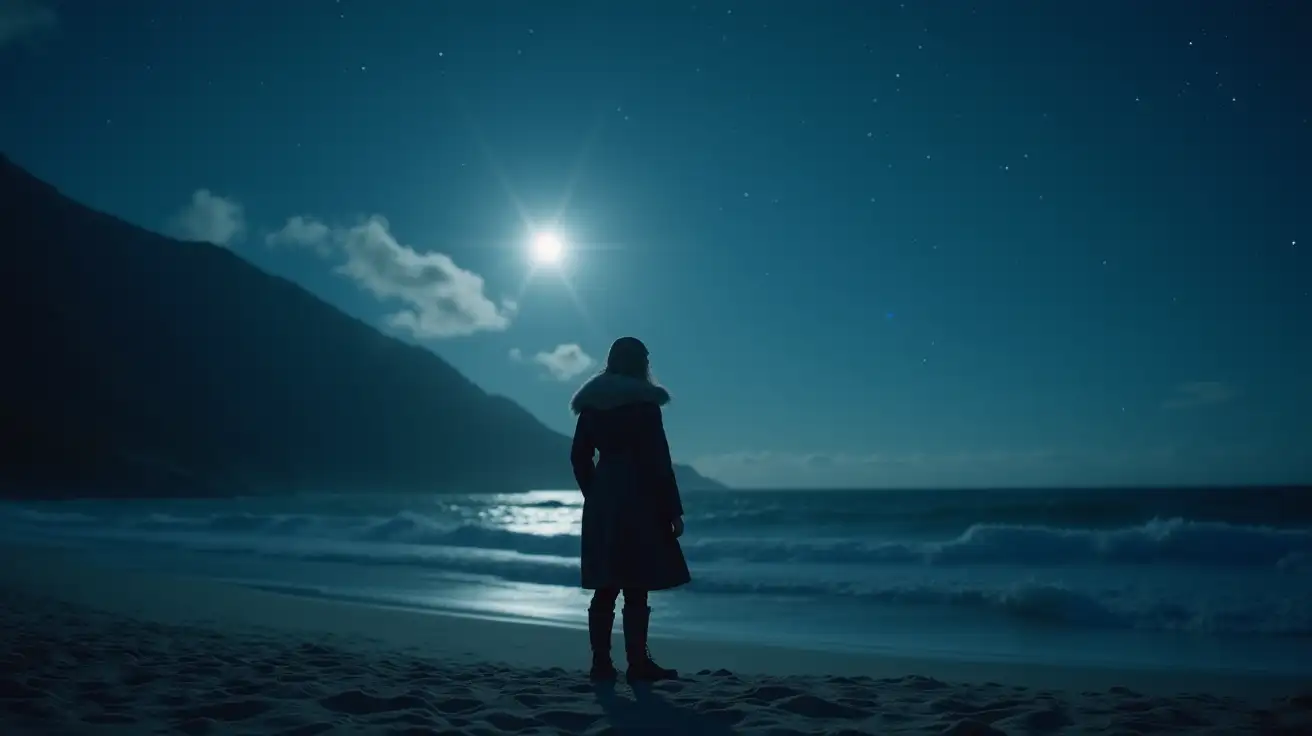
[1,545,1308,735]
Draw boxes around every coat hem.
[580,578,691,592]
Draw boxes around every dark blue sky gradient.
[2,0,1308,487]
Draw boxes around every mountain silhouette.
[0,154,724,499]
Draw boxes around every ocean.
[3,486,1310,676]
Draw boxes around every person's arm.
[570,411,597,497]
[638,403,684,520]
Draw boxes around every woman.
[570,336,691,683]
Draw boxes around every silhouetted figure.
[570,337,691,683]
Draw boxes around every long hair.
[603,336,653,383]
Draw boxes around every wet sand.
[1,544,1308,735]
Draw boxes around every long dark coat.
[570,373,691,592]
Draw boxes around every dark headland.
[0,154,724,499]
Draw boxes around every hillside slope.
[0,155,723,498]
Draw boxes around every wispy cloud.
[0,0,56,49]
[166,189,246,246]
[1163,381,1237,410]
[267,214,514,339]
[689,444,1254,488]
[336,217,514,339]
[513,343,595,381]
[697,449,1056,473]
[265,215,332,255]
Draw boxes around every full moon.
[531,231,565,265]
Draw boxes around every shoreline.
[2,545,1310,734]
[2,544,1309,699]
[224,576,1312,679]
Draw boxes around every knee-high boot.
[587,604,618,682]
[621,605,677,682]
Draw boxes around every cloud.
[522,343,595,381]
[335,216,514,339]
[260,212,514,339]
[698,449,1054,474]
[1163,381,1237,410]
[266,215,333,255]
[696,438,1302,489]
[167,189,246,246]
[0,0,56,48]
[690,446,1210,489]
[508,348,524,362]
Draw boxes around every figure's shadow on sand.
[594,681,736,735]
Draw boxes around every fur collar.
[570,372,670,414]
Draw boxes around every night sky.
[2,0,1308,488]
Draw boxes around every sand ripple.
[1,595,1309,735]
